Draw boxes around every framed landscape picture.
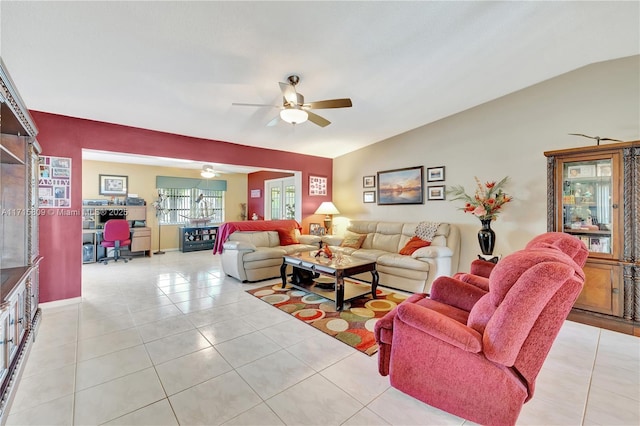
[377,166,424,205]
[426,166,445,182]
[363,191,376,203]
[427,185,446,200]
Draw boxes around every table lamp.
[314,201,340,234]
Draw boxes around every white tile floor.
[6,250,640,425]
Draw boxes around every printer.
[125,197,146,206]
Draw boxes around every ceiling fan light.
[280,108,308,125]
[201,165,217,178]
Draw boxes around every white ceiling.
[2,1,639,170]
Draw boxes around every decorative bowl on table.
[313,276,335,289]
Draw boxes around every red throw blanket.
[212,220,302,254]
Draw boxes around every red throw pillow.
[399,236,431,255]
[277,228,299,246]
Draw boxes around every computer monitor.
[97,209,126,227]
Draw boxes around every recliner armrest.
[430,276,487,312]
[223,241,256,251]
[469,259,496,278]
[455,273,490,292]
[396,302,482,353]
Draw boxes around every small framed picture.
[309,175,327,196]
[309,223,322,235]
[363,175,376,188]
[567,165,596,178]
[250,189,261,198]
[427,185,446,201]
[426,166,445,182]
[99,174,128,196]
[363,191,376,203]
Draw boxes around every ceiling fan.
[232,75,352,127]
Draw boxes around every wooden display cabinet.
[545,141,639,335]
[0,58,42,422]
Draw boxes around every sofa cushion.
[399,236,431,255]
[277,228,299,245]
[377,253,431,272]
[351,249,389,262]
[243,247,286,262]
[340,232,366,249]
[371,233,402,253]
[279,243,317,254]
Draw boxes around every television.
[97,209,126,227]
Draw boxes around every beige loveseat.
[323,221,460,294]
[221,229,320,282]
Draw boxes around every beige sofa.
[323,221,460,294]
[221,230,321,282]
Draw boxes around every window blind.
[155,176,227,191]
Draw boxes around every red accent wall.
[32,111,333,303]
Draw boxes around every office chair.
[99,219,132,264]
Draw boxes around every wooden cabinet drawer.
[131,227,151,237]
[130,227,151,252]
[131,236,150,252]
[574,261,623,316]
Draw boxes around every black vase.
[478,219,495,255]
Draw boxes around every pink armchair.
[374,233,587,425]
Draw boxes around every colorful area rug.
[247,282,408,356]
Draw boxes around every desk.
[82,227,152,263]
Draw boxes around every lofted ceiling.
[1,1,639,167]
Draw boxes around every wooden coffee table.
[280,252,379,311]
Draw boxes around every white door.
[265,177,296,220]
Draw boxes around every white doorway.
[264,176,300,221]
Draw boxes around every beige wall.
[333,56,640,272]
[82,160,247,251]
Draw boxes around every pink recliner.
[374,232,587,426]
[443,232,590,310]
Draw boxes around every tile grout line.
[580,328,602,425]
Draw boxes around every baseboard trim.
[39,297,82,309]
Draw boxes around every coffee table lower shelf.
[280,253,379,311]
[286,277,375,309]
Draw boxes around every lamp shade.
[314,201,340,215]
[280,107,308,125]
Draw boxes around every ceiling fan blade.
[307,111,331,127]
[279,82,298,105]
[232,102,279,108]
[305,98,352,109]
[266,115,281,127]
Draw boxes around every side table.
[478,253,501,264]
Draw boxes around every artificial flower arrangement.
[447,176,512,221]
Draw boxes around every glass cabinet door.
[561,159,613,255]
